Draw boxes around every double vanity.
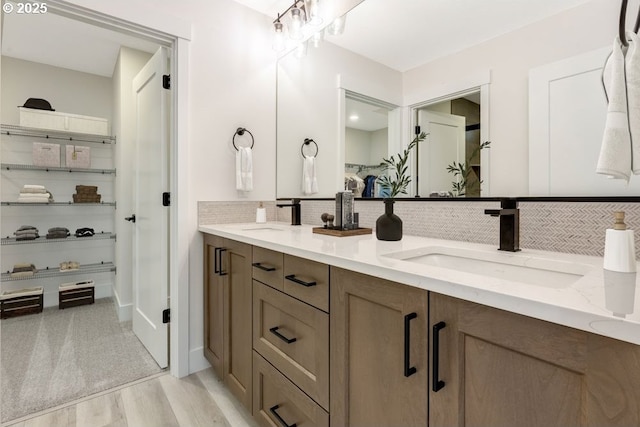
[199,222,640,426]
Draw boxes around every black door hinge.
[162,308,170,323]
[162,192,171,207]
[162,74,171,89]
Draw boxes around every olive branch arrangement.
[376,132,428,198]
[446,140,491,196]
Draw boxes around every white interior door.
[417,110,466,196]
[132,47,170,368]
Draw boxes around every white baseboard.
[113,288,132,322]
[189,346,211,374]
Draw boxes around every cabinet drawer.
[253,351,329,427]
[283,254,329,312]
[253,281,329,410]
[252,246,284,290]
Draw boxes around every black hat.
[20,98,55,111]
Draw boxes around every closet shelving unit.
[0,123,117,307]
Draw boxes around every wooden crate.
[59,281,95,309]
[0,287,44,319]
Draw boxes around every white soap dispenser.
[603,211,637,273]
[256,202,267,223]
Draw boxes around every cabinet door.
[203,234,224,378]
[429,293,588,427]
[223,238,253,410]
[331,267,428,427]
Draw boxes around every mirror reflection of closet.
[415,91,483,197]
[344,92,401,198]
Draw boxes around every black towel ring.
[232,127,254,151]
[619,0,640,47]
[301,138,318,158]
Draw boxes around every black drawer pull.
[404,312,417,377]
[252,262,276,272]
[218,248,228,276]
[269,326,297,344]
[285,274,316,287]
[213,247,220,274]
[269,404,297,427]
[432,321,446,392]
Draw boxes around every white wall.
[345,127,387,165]
[1,56,112,126]
[111,47,153,321]
[403,0,632,195]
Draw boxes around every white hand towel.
[235,147,253,191]
[626,31,640,174]
[597,36,632,181]
[302,155,318,195]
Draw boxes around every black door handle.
[285,274,316,287]
[124,214,136,223]
[269,405,297,427]
[217,248,227,276]
[269,326,297,344]
[404,312,417,377]
[432,321,446,392]
[252,262,276,272]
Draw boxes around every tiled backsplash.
[198,200,640,259]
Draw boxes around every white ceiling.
[1,2,160,77]
[235,0,592,72]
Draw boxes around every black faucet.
[484,198,520,252]
[277,199,301,226]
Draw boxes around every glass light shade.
[304,0,323,26]
[327,14,346,35]
[272,21,285,52]
[310,29,324,48]
[288,7,303,40]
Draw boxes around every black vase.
[376,199,403,241]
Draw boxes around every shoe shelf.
[2,262,116,282]
[1,163,116,175]
[2,232,116,246]
[1,124,116,145]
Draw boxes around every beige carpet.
[1,298,163,423]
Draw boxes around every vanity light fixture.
[327,13,346,36]
[272,0,332,52]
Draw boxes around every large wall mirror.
[276,0,639,198]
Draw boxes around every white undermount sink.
[382,246,592,288]
[240,225,284,231]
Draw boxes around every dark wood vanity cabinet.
[203,235,253,411]
[429,293,640,427]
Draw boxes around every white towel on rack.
[302,155,318,195]
[235,147,253,191]
[626,31,640,174]
[597,36,632,181]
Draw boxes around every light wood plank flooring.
[3,369,258,427]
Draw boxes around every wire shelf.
[2,232,116,246]
[1,201,116,207]
[1,163,116,175]
[1,124,115,145]
[2,262,116,282]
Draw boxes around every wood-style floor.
[3,369,258,427]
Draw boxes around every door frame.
[44,0,192,378]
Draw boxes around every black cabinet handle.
[213,247,220,274]
[432,321,446,392]
[269,404,297,427]
[217,248,228,276]
[269,326,297,344]
[252,262,276,272]
[285,274,316,287]
[404,312,417,377]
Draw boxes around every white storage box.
[19,107,109,136]
[65,145,91,168]
[32,142,61,167]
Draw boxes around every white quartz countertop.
[199,222,640,346]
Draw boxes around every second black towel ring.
[301,138,318,158]
[233,127,254,151]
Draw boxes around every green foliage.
[446,140,491,196]
[377,132,428,198]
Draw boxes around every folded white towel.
[626,31,640,174]
[597,36,632,181]
[17,196,50,203]
[23,184,46,190]
[20,187,48,194]
[302,155,318,195]
[235,147,253,191]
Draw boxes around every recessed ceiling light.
[349,114,359,121]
